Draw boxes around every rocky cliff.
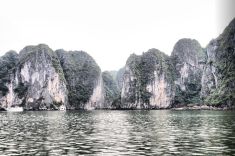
[121,49,175,109]
[120,19,235,108]
[171,39,206,105]
[56,49,104,109]
[0,18,234,110]
[0,44,68,110]
[0,51,19,99]
[0,45,105,110]
[201,18,235,107]
[116,67,125,90]
[102,71,120,108]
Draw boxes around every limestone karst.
[0,18,234,110]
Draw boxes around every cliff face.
[0,45,105,110]
[0,51,19,107]
[0,19,234,110]
[0,44,68,110]
[102,71,120,108]
[201,18,235,106]
[56,50,104,109]
[119,18,235,108]
[121,49,175,109]
[115,67,125,90]
[171,39,206,105]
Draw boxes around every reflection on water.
[0,110,235,155]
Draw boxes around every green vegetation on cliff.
[102,71,120,108]
[123,49,175,106]
[116,67,125,90]
[1,18,235,109]
[56,50,101,108]
[205,18,235,106]
[0,51,19,96]
[171,39,205,105]
[19,44,66,82]
[14,82,29,99]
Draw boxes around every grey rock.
[102,71,120,108]
[121,49,175,109]
[56,49,104,109]
[201,18,235,106]
[0,18,234,110]
[171,38,205,105]
[0,44,68,110]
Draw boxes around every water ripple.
[0,110,235,155]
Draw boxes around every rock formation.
[120,18,235,108]
[0,18,234,110]
[102,71,120,108]
[121,49,175,109]
[0,45,105,110]
[56,49,104,109]
[0,44,68,110]
[201,18,235,107]
[115,67,125,90]
[171,39,206,105]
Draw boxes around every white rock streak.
[86,74,104,109]
[146,73,170,108]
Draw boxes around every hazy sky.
[0,0,234,71]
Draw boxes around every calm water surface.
[0,110,235,155]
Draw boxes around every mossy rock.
[56,49,101,108]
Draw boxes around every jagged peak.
[21,43,50,51]
[55,49,65,53]
[0,50,18,61]
[0,50,19,65]
[19,44,53,57]
[216,17,235,41]
[172,38,202,54]
[4,50,18,55]
[146,48,162,53]
[55,49,101,74]
[126,53,141,66]
[145,48,169,58]
[226,17,235,29]
[2,50,18,58]
[176,38,199,43]
[126,49,169,67]
[127,53,139,58]
[56,49,94,60]
[171,38,204,64]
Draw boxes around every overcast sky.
[0,0,234,71]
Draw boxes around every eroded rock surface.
[121,49,175,109]
[0,44,68,110]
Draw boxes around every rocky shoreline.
[172,105,234,111]
[1,105,234,111]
